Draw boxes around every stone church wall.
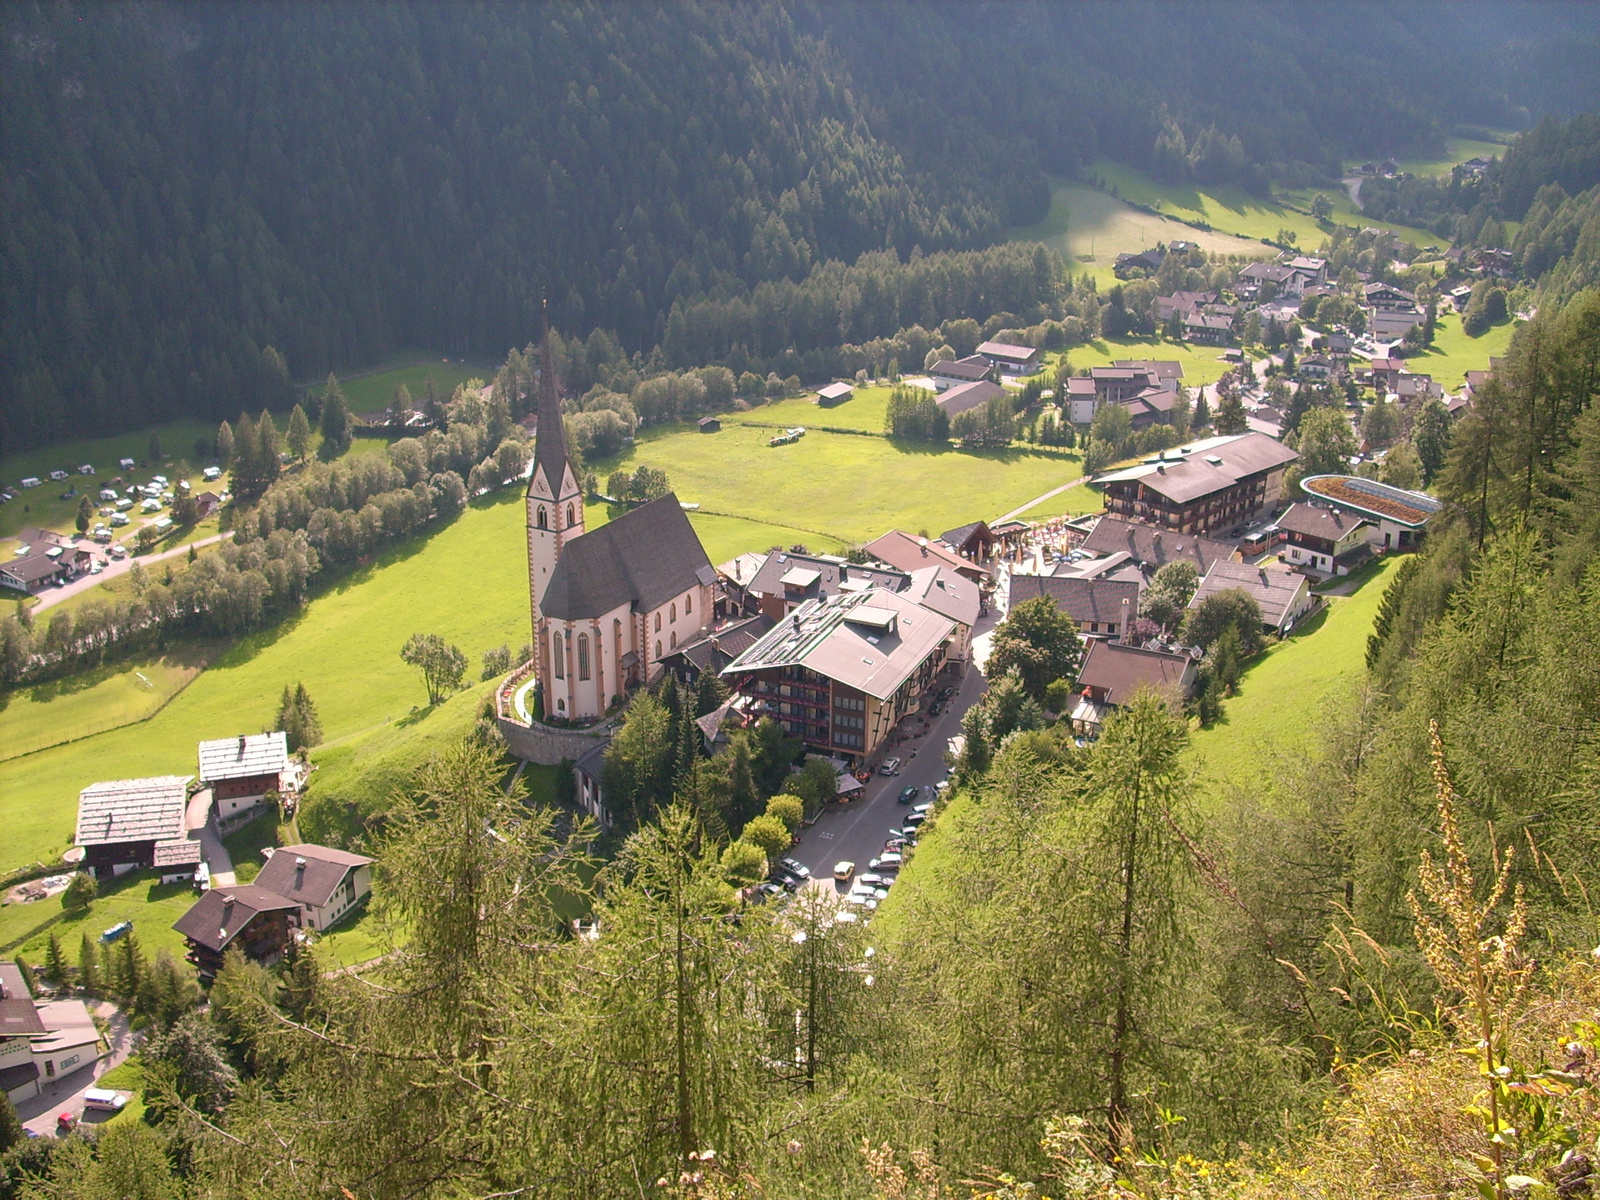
[497,717,612,766]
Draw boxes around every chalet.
[1069,640,1198,736]
[74,776,193,878]
[255,844,374,932]
[1183,311,1233,345]
[1324,331,1354,358]
[1299,474,1441,550]
[1090,365,1164,406]
[1367,357,1404,392]
[1363,281,1416,312]
[714,551,767,618]
[0,553,67,593]
[1286,256,1329,292]
[1120,387,1180,430]
[172,884,298,980]
[816,382,854,407]
[1397,372,1443,401]
[1010,573,1140,639]
[659,613,777,684]
[1156,291,1217,321]
[1237,262,1295,298]
[1113,248,1165,278]
[939,520,996,563]
[1450,284,1476,312]
[1368,309,1424,341]
[198,732,290,820]
[936,379,1005,418]
[1189,560,1314,635]
[976,340,1043,375]
[0,961,46,1102]
[1275,502,1373,575]
[721,588,957,765]
[572,739,610,826]
[1095,433,1299,535]
[194,491,223,518]
[1078,516,1235,580]
[1298,354,1334,379]
[697,415,721,433]
[928,356,991,390]
[1064,376,1099,424]
[743,550,906,619]
[1474,248,1515,277]
[863,528,987,584]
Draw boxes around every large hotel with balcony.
[1094,432,1299,536]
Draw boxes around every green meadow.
[337,355,488,415]
[1188,555,1402,806]
[1400,308,1517,389]
[1058,335,1238,389]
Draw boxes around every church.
[526,335,715,720]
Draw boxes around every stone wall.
[497,717,612,766]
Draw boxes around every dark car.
[929,701,944,716]
[904,811,928,827]
[897,786,919,805]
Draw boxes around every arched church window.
[670,631,677,650]
[567,503,575,527]
[577,635,590,680]
[552,631,564,679]
[537,506,548,529]
[670,602,677,623]
[684,592,691,615]
[655,612,662,632]
[655,640,662,659]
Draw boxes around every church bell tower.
[526,309,585,643]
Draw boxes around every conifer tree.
[44,931,67,985]
[79,933,99,994]
[320,373,353,458]
[216,418,235,466]
[286,402,312,460]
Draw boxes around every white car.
[833,861,855,882]
[82,1088,127,1113]
[878,757,902,776]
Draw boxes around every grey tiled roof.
[75,776,191,846]
[197,732,288,783]
[541,494,715,621]
[1010,574,1141,627]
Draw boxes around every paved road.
[18,1001,135,1137]
[30,531,233,613]
[790,600,1002,892]
[187,789,236,886]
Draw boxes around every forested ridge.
[6,1,1600,454]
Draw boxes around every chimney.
[238,733,247,755]
[1260,569,1270,587]
[917,537,928,556]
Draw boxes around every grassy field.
[1399,308,1517,389]
[1188,555,1402,807]
[0,869,198,965]
[1011,179,1267,286]
[338,355,489,415]
[1388,134,1509,179]
[1057,335,1238,390]
[0,646,218,760]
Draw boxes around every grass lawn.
[1013,481,1105,522]
[0,870,198,965]
[94,1058,148,1126]
[222,813,288,884]
[315,904,389,968]
[1011,178,1266,285]
[336,356,489,416]
[1056,335,1238,390]
[0,646,218,761]
[1387,134,1510,179]
[1188,555,1403,808]
[1397,309,1517,390]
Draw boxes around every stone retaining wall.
[497,717,611,766]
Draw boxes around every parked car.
[897,786,919,805]
[833,861,855,881]
[83,1089,128,1113]
[870,853,903,870]
[911,801,932,815]
[879,757,902,776]
[904,811,927,827]
[55,1113,78,1135]
[780,857,810,880]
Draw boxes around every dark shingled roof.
[1080,517,1234,576]
[1009,574,1141,627]
[172,885,298,954]
[1275,502,1366,541]
[664,614,778,676]
[1077,639,1197,705]
[541,494,715,621]
[0,962,46,1038]
[531,322,571,497]
[255,844,373,910]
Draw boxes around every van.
[82,1089,127,1113]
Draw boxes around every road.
[30,531,234,613]
[996,475,1090,524]
[789,598,1001,891]
[18,1001,136,1137]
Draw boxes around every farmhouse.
[1189,560,1315,635]
[1275,502,1374,575]
[935,379,1005,418]
[928,356,991,390]
[527,328,716,720]
[0,553,68,593]
[74,775,193,878]
[1156,291,1217,321]
[1009,573,1141,638]
[254,844,374,932]
[976,340,1043,375]
[1183,311,1234,344]
[198,732,290,819]
[1095,433,1299,535]
[1069,639,1198,736]
[721,588,957,765]
[1114,248,1165,278]
[815,382,854,406]
[1299,474,1441,550]
[1363,282,1416,311]
[172,885,298,981]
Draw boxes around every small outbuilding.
[816,382,854,407]
[697,415,721,433]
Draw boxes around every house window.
[670,602,677,623]
[537,506,548,529]
[552,632,564,678]
[577,635,590,680]
[684,592,691,615]
[655,612,662,632]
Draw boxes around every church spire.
[533,300,571,494]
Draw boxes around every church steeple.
[532,306,571,495]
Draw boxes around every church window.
[685,592,691,615]
[670,602,677,623]
[655,640,662,659]
[670,631,677,650]
[655,612,662,632]
[567,503,575,527]
[577,635,590,680]
[537,506,548,530]
[552,632,565,679]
